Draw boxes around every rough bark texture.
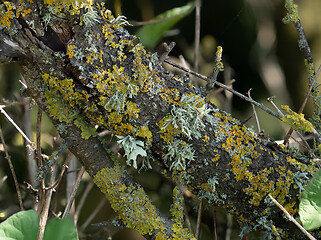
[0,1,316,239]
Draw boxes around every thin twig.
[20,96,37,187]
[45,163,69,191]
[164,59,281,119]
[74,180,95,225]
[62,166,85,218]
[36,108,45,214]
[194,0,201,72]
[79,197,107,232]
[247,89,261,132]
[195,201,202,239]
[37,165,57,240]
[0,105,33,144]
[183,201,194,236]
[0,127,24,211]
[283,64,321,144]
[213,207,218,240]
[267,98,312,151]
[268,194,316,240]
[267,97,284,117]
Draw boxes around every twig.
[164,59,281,119]
[36,108,45,214]
[20,95,37,187]
[74,180,95,225]
[195,201,202,239]
[209,46,224,88]
[194,0,201,72]
[283,65,321,144]
[183,201,194,236]
[247,89,261,132]
[79,197,107,232]
[267,98,312,151]
[62,166,85,218]
[213,207,218,240]
[267,97,284,117]
[159,42,175,66]
[225,213,233,240]
[0,127,24,211]
[0,105,33,144]
[37,165,57,240]
[268,194,316,240]
[45,163,69,191]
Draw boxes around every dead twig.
[194,0,201,72]
[268,194,316,240]
[0,127,24,211]
[62,166,85,218]
[195,201,202,239]
[248,89,261,132]
[164,59,281,119]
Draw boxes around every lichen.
[164,139,195,171]
[281,105,314,133]
[93,166,164,235]
[283,0,299,24]
[117,135,147,169]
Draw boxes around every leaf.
[136,2,195,49]
[0,210,39,240]
[44,217,77,240]
[299,169,321,230]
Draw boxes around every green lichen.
[164,139,195,171]
[158,93,210,142]
[117,135,147,169]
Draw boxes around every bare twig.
[79,197,107,232]
[20,96,37,187]
[194,0,201,72]
[0,105,33,144]
[62,166,85,218]
[283,65,321,144]
[195,201,202,239]
[267,97,284,117]
[247,89,261,132]
[37,165,57,240]
[268,194,316,240]
[164,59,281,119]
[183,201,194,236]
[74,180,95,225]
[0,127,24,210]
[213,208,218,240]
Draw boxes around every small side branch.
[268,194,316,240]
[164,59,281,119]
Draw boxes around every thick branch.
[0,1,316,239]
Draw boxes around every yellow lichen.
[94,166,166,236]
[281,105,314,133]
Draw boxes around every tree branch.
[0,1,316,239]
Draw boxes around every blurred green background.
[1,0,321,239]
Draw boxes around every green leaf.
[0,210,39,240]
[136,2,195,49]
[299,169,321,230]
[44,217,77,240]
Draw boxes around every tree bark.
[0,1,315,239]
